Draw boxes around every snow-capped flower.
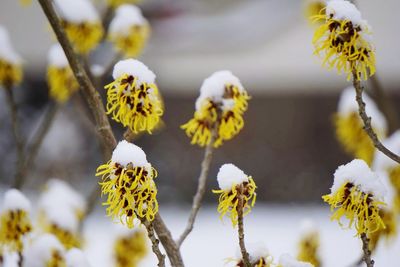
[54,0,103,54]
[108,5,150,57]
[0,26,22,87]
[23,234,66,267]
[213,164,256,226]
[47,44,78,103]
[0,189,32,252]
[278,254,314,267]
[66,248,91,267]
[107,0,142,8]
[104,59,163,134]
[234,242,272,267]
[296,220,321,267]
[96,140,159,228]
[323,159,386,235]
[312,0,375,80]
[334,86,387,165]
[182,71,250,147]
[113,225,148,267]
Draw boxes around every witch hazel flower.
[296,220,321,267]
[96,140,159,228]
[323,159,387,235]
[0,189,32,253]
[113,225,148,267]
[109,5,150,57]
[213,164,256,226]
[234,242,273,267]
[0,26,23,87]
[278,254,314,267]
[312,0,375,80]
[304,0,326,23]
[23,234,66,267]
[53,0,103,54]
[334,86,387,165]
[182,71,250,147]
[47,44,78,103]
[105,59,163,134]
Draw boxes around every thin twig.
[178,127,217,247]
[140,218,166,267]
[237,184,251,267]
[352,70,400,164]
[360,233,374,267]
[17,251,23,267]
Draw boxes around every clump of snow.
[217,163,249,191]
[112,59,156,85]
[337,86,387,133]
[235,242,270,264]
[299,219,319,236]
[195,70,244,111]
[66,248,91,267]
[109,5,147,36]
[330,159,386,200]
[47,43,68,68]
[373,131,400,172]
[279,254,313,267]
[3,189,31,212]
[111,140,149,168]
[54,0,100,23]
[326,0,362,25]
[90,64,105,77]
[0,25,22,64]
[23,234,65,267]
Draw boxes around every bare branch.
[360,233,374,267]
[352,71,400,164]
[140,218,166,267]
[237,184,251,267]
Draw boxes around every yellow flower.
[114,229,148,267]
[105,59,163,134]
[47,44,78,103]
[304,0,325,24]
[213,164,256,226]
[297,221,321,267]
[323,159,386,235]
[0,27,23,87]
[368,208,397,252]
[182,71,249,147]
[312,0,375,80]
[96,140,159,228]
[20,0,31,6]
[107,0,142,8]
[388,167,400,212]
[109,5,150,57]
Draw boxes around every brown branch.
[352,70,400,164]
[177,127,217,247]
[360,233,374,267]
[17,251,23,267]
[140,218,166,267]
[237,184,251,267]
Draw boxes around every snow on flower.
[66,248,91,267]
[296,219,321,267]
[278,254,314,267]
[23,234,66,267]
[0,26,22,87]
[234,242,272,266]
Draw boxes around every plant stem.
[237,184,251,267]
[140,218,166,267]
[17,251,23,267]
[360,233,374,267]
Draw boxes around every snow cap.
[112,59,156,85]
[48,43,68,68]
[236,242,270,264]
[217,163,249,191]
[299,219,318,235]
[23,234,65,267]
[54,0,100,23]
[109,5,147,36]
[373,130,400,172]
[111,140,150,168]
[278,254,313,267]
[330,159,386,200]
[66,248,91,267]
[3,189,31,212]
[326,0,362,25]
[337,86,387,133]
[0,25,22,64]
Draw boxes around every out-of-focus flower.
[234,242,273,267]
[66,248,91,267]
[0,26,22,87]
[182,71,250,147]
[334,86,387,165]
[323,159,386,235]
[213,164,256,226]
[107,0,142,9]
[113,226,147,267]
[20,0,31,6]
[296,220,321,267]
[368,208,397,252]
[23,234,66,267]
[278,254,314,267]
[105,59,163,133]
[47,44,78,103]
[96,140,159,228]
[108,5,150,57]
[0,189,32,252]
[54,0,103,54]
[312,0,375,80]
[304,0,326,23]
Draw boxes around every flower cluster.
[0,26,22,87]
[312,0,375,80]
[23,234,67,267]
[113,226,147,267]
[182,71,250,147]
[323,159,386,235]
[96,140,159,228]
[108,5,150,57]
[105,59,163,134]
[213,164,256,226]
[296,220,321,267]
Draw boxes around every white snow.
[330,159,386,200]
[90,64,105,77]
[47,43,68,68]
[337,86,387,134]
[299,219,318,235]
[195,70,244,111]
[66,248,91,267]
[3,189,31,212]
[373,130,400,172]
[326,0,362,25]
[0,25,22,64]
[235,241,270,264]
[109,5,147,36]
[217,163,249,191]
[112,59,156,86]
[278,253,313,267]
[53,0,100,23]
[23,234,65,267]
[111,140,149,168]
